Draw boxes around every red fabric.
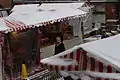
[60,54,68,70]
[61,66,65,70]
[74,49,82,71]
[99,61,103,72]
[55,66,58,71]
[107,65,112,73]
[50,65,53,71]
[82,51,87,70]
[68,52,74,71]
[68,65,72,71]
[74,65,79,71]
[70,52,74,59]
[76,49,81,64]
[90,57,95,71]
[41,48,120,80]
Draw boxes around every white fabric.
[95,22,101,29]
[1,11,8,17]
[92,27,99,31]
[41,57,78,66]
[60,71,69,77]
[81,75,91,80]
[60,71,92,80]
[41,34,120,71]
[80,7,91,12]
[11,3,84,12]
[105,32,112,36]
[58,77,64,80]
[83,9,92,34]
[0,3,89,32]
[70,74,80,80]
[83,37,99,42]
[9,3,87,26]
[85,71,120,79]
[0,18,10,31]
[69,18,81,36]
[81,34,120,70]
[11,4,39,12]
[111,31,118,34]
[0,12,2,17]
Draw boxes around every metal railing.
[25,69,62,80]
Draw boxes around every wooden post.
[81,21,84,43]
[0,47,3,80]
[0,33,4,80]
[36,28,42,66]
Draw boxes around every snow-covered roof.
[0,2,89,33]
[81,34,120,70]
[9,3,87,26]
[0,18,10,32]
[41,34,120,71]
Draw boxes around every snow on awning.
[81,34,120,70]
[0,2,89,33]
[0,18,10,32]
[9,2,88,26]
[0,17,28,33]
[41,34,120,71]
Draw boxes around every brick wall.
[0,0,12,8]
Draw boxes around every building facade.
[90,0,120,30]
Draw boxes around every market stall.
[41,34,120,80]
[9,2,91,47]
[0,2,90,80]
[0,17,42,80]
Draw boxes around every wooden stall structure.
[10,2,91,47]
[41,34,120,80]
[0,2,91,79]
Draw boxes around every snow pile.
[60,71,92,80]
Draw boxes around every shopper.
[54,37,65,55]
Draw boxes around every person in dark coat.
[54,37,65,55]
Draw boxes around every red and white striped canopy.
[0,2,90,33]
[41,34,120,79]
[0,17,30,33]
[9,3,88,27]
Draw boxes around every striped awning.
[0,17,29,33]
[0,13,86,33]
[0,3,90,33]
[41,34,120,80]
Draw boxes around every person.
[54,37,65,55]
[101,29,108,39]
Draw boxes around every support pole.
[36,28,42,66]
